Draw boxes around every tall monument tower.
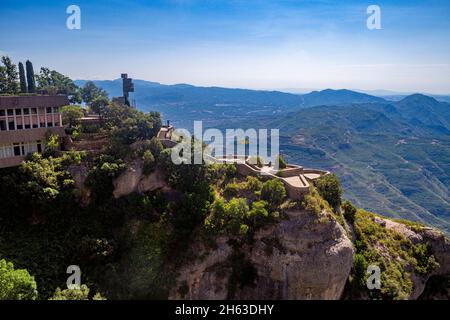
[121,73,134,106]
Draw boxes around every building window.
[23,108,30,115]
[39,115,46,128]
[15,108,22,116]
[16,117,23,130]
[0,144,13,159]
[46,107,52,114]
[31,108,37,114]
[8,120,15,130]
[7,109,14,116]
[0,110,5,116]
[0,120,6,131]
[13,144,21,156]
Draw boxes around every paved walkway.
[284,175,308,188]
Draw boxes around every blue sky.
[1,0,450,93]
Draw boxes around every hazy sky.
[1,0,450,93]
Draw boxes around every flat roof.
[0,95,69,109]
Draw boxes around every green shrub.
[0,259,38,300]
[261,179,286,209]
[245,176,262,192]
[302,193,322,215]
[140,137,164,160]
[381,262,412,300]
[411,243,439,275]
[61,105,83,128]
[205,198,250,235]
[239,224,249,235]
[342,200,357,222]
[351,210,439,300]
[19,153,75,204]
[224,198,250,234]
[248,200,269,226]
[224,182,241,198]
[315,173,343,209]
[204,198,226,233]
[142,150,155,175]
[352,253,368,287]
[277,155,287,169]
[50,284,105,300]
[44,134,60,157]
[85,157,126,202]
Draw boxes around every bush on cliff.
[261,179,286,209]
[315,173,343,209]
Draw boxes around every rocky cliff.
[68,159,449,300]
[112,160,169,198]
[170,210,354,300]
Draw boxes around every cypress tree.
[18,62,27,93]
[25,60,36,93]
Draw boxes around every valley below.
[80,79,450,235]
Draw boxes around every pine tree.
[26,60,36,93]
[18,62,27,93]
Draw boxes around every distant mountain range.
[245,94,450,234]
[75,79,390,126]
[75,79,450,120]
[75,79,450,234]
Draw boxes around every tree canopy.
[316,173,343,209]
[81,81,108,105]
[18,62,27,93]
[36,67,81,103]
[0,56,19,94]
[25,60,36,93]
[0,259,38,300]
[61,105,84,128]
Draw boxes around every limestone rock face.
[68,165,91,206]
[421,228,450,276]
[113,161,168,198]
[170,210,354,300]
[173,237,233,300]
[381,219,450,299]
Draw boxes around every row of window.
[0,141,43,159]
[0,107,60,117]
[0,116,60,131]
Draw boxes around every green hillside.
[233,100,450,234]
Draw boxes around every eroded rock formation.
[170,210,354,300]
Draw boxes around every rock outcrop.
[113,160,169,198]
[170,210,354,300]
[68,164,91,206]
[381,219,450,299]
